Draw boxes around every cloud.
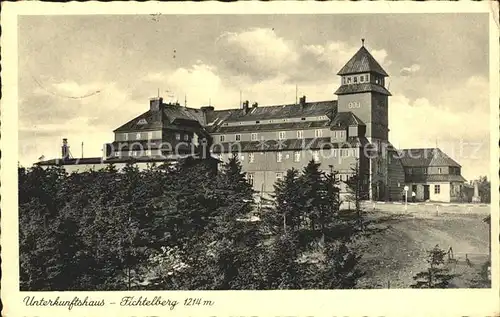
[389,88,490,180]
[216,28,299,79]
[400,64,421,76]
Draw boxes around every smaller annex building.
[399,148,467,202]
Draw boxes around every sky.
[18,13,491,180]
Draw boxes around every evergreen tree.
[318,241,364,289]
[411,245,457,288]
[271,168,303,233]
[299,160,324,231]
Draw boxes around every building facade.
[37,42,466,202]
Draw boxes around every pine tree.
[411,245,457,288]
[299,160,324,232]
[318,241,364,289]
[271,168,303,233]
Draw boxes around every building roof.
[36,154,219,166]
[330,111,365,128]
[212,100,337,123]
[399,148,461,168]
[337,46,389,76]
[405,174,467,183]
[334,83,391,96]
[113,103,206,133]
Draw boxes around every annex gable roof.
[399,148,461,168]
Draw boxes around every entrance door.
[423,185,430,201]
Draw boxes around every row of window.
[246,172,356,185]
[343,74,369,85]
[232,148,359,163]
[122,132,155,141]
[219,129,336,142]
[342,74,384,86]
[224,116,329,127]
[407,167,454,175]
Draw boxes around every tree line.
[19,155,454,290]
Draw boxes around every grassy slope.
[354,211,490,288]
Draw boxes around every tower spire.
[361,38,365,47]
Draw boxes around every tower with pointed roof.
[335,39,393,200]
[335,39,391,142]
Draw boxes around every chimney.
[242,100,250,114]
[200,105,215,123]
[252,102,258,108]
[299,95,306,107]
[150,97,164,112]
[62,138,70,160]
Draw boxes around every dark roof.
[213,101,337,123]
[330,111,365,128]
[399,148,461,168]
[36,154,219,166]
[211,137,362,153]
[337,46,389,76]
[114,104,206,133]
[334,83,391,96]
[211,120,331,134]
[405,174,467,183]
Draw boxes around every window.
[277,152,283,162]
[220,135,225,142]
[183,134,189,141]
[347,77,352,84]
[136,133,142,140]
[175,133,181,140]
[340,149,349,157]
[434,185,441,194]
[235,134,241,141]
[249,153,255,163]
[360,75,364,83]
[340,131,346,138]
[332,149,338,157]
[137,118,148,125]
[365,74,369,82]
[278,131,286,140]
[114,152,120,157]
[315,129,323,137]
[297,130,304,139]
[240,155,245,161]
[124,133,129,141]
[312,150,320,162]
[256,120,260,124]
[407,168,413,175]
[251,133,258,141]
[423,168,428,175]
[247,173,254,186]
[276,172,284,182]
[353,76,358,83]
[437,168,442,174]
[353,148,359,158]
[269,120,274,123]
[301,117,306,121]
[148,132,153,140]
[294,151,301,162]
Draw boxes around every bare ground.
[354,209,490,289]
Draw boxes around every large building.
[37,41,466,202]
